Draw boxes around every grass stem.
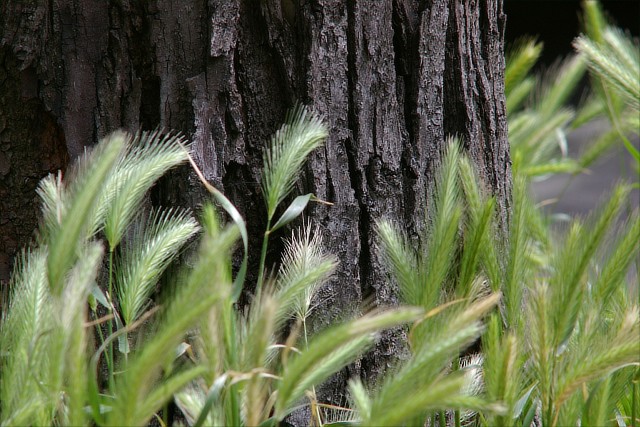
[256,219,272,296]
[107,249,115,382]
[454,356,461,427]
[632,377,637,427]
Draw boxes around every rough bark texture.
[1,0,510,422]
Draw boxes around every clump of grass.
[0,107,426,427]
[2,1,638,425]
[174,106,425,426]
[376,141,639,426]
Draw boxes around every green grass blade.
[422,141,462,308]
[506,77,535,113]
[188,374,228,427]
[551,185,629,348]
[527,283,552,413]
[458,156,502,291]
[376,220,421,304]
[505,39,543,96]
[103,131,190,248]
[510,110,574,164]
[187,154,248,303]
[457,199,495,297]
[578,125,623,169]
[275,225,337,326]
[536,55,586,116]
[106,213,237,426]
[521,159,582,177]
[348,378,371,421]
[621,133,640,165]
[372,322,483,417]
[571,95,606,129]
[592,213,640,306]
[242,295,277,371]
[483,314,523,425]
[371,373,498,427]
[47,132,125,295]
[602,28,639,79]
[583,0,607,42]
[107,281,225,426]
[262,105,327,220]
[117,208,199,325]
[274,307,423,419]
[555,328,639,409]
[369,294,499,425]
[574,33,640,112]
[270,193,313,233]
[583,376,613,427]
[60,241,104,427]
[0,250,52,426]
[138,365,207,423]
[504,177,531,328]
[35,172,66,240]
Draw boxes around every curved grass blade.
[270,193,313,233]
[376,220,421,304]
[193,374,229,427]
[261,105,327,221]
[184,149,248,302]
[117,208,199,325]
[574,31,640,111]
[103,131,190,249]
[348,378,372,421]
[47,133,125,295]
[138,365,207,424]
[274,307,423,419]
[513,383,537,419]
[505,39,543,95]
[552,184,629,348]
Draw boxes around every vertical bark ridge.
[347,0,411,386]
[412,0,450,228]
[444,0,511,228]
[282,2,363,422]
[0,49,68,283]
[302,0,361,328]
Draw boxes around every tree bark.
[0,0,511,422]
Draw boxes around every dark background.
[505,1,639,66]
[504,1,640,217]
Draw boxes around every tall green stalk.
[633,372,638,427]
[106,249,115,382]
[259,105,327,296]
[256,219,272,295]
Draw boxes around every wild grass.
[0,107,426,426]
[1,2,638,426]
[507,1,639,183]
[376,141,639,426]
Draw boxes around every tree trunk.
[0,0,510,421]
